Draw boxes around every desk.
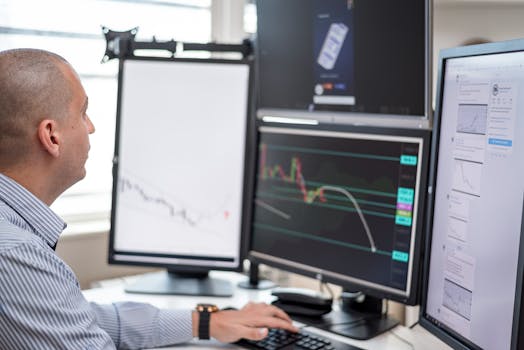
[82,271,451,350]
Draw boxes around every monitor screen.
[255,0,429,119]
[109,58,251,274]
[421,42,524,350]
[248,124,429,303]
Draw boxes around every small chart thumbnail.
[452,159,482,197]
[456,104,488,135]
[443,278,472,321]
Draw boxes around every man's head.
[0,48,95,204]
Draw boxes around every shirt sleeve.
[0,241,193,350]
[90,302,193,349]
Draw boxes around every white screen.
[426,51,524,349]
[113,60,249,269]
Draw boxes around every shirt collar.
[0,173,66,249]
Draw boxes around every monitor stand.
[292,292,399,340]
[124,269,233,297]
[237,261,276,290]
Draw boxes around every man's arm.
[0,241,193,349]
[90,302,193,348]
[0,239,296,349]
[91,295,298,347]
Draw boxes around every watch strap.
[198,308,211,340]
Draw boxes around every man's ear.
[37,119,60,158]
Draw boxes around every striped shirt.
[0,173,193,349]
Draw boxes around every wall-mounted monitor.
[255,0,431,123]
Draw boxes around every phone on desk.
[271,287,333,318]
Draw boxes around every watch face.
[197,304,219,313]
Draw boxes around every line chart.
[119,177,197,226]
[255,199,291,220]
[257,143,379,252]
[456,104,487,135]
[118,175,231,229]
[452,159,482,196]
[443,278,472,321]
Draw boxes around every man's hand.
[208,302,299,343]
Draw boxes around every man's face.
[58,64,95,189]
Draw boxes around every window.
[244,1,256,35]
[0,0,211,223]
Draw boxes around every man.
[0,48,297,349]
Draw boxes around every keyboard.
[236,328,363,350]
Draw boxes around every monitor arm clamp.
[101,26,253,62]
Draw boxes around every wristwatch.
[195,303,219,340]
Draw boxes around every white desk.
[82,272,451,350]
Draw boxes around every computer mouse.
[221,306,238,311]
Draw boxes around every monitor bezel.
[253,0,433,123]
[245,121,431,305]
[419,39,524,350]
[108,56,255,274]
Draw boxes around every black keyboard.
[236,328,363,350]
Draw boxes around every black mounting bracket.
[101,26,252,62]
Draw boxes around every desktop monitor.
[420,40,524,350]
[247,122,430,337]
[108,57,252,296]
[255,0,431,121]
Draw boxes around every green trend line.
[254,222,392,256]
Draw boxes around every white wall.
[211,0,246,43]
[433,2,524,97]
[57,231,156,289]
[434,2,524,51]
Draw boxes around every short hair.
[0,48,73,167]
